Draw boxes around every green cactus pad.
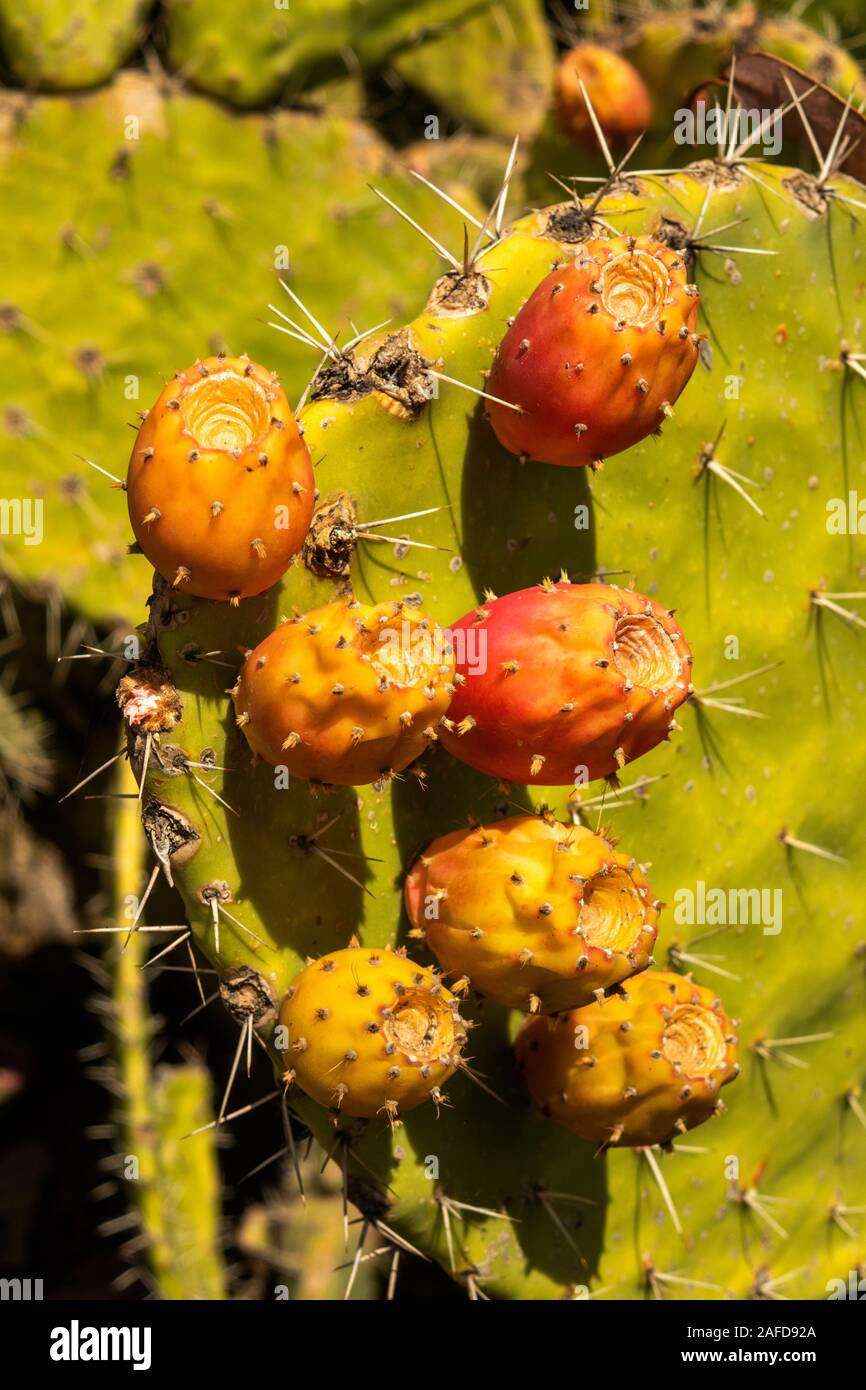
[392,0,555,140]
[0,0,151,91]
[161,0,493,109]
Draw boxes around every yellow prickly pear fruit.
[278,945,466,1120]
[515,970,739,1147]
[127,355,314,602]
[233,597,455,786]
[404,815,659,1013]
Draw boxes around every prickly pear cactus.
[619,4,866,127]
[0,74,480,625]
[127,142,866,1299]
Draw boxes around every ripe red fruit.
[554,44,652,151]
[127,356,314,602]
[486,236,700,467]
[438,580,693,786]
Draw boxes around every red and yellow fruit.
[439,580,693,786]
[278,945,466,1120]
[554,43,652,151]
[404,814,658,1013]
[233,597,455,786]
[515,970,739,1148]
[486,236,700,467]
[127,355,314,601]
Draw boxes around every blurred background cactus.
[0,0,152,90]
[1,0,865,1301]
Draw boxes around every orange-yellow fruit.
[554,43,651,150]
[278,945,465,1120]
[127,356,314,601]
[515,970,739,1148]
[404,815,658,1013]
[233,597,455,786]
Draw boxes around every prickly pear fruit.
[278,945,466,1120]
[233,597,455,786]
[554,43,651,151]
[515,970,739,1148]
[127,356,314,602]
[486,236,700,467]
[439,580,692,786]
[404,813,658,1014]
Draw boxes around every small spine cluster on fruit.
[486,235,701,467]
[232,597,456,787]
[439,579,693,785]
[126,355,314,602]
[515,970,739,1148]
[404,813,659,1014]
[278,943,466,1122]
